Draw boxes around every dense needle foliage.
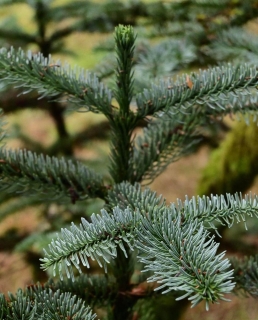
[1,1,258,318]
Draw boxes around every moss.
[197,119,258,196]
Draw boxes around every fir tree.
[197,25,258,195]
[0,24,258,319]
[0,0,154,270]
[94,0,258,84]
[1,0,255,248]
[0,0,150,155]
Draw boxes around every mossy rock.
[198,119,258,196]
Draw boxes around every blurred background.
[1,0,258,319]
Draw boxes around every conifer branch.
[109,118,137,183]
[130,115,199,183]
[0,148,107,202]
[41,186,258,307]
[41,204,235,308]
[207,27,258,63]
[109,184,258,229]
[136,64,258,117]
[136,207,234,309]
[40,207,138,280]
[178,192,258,229]
[47,274,117,307]
[197,92,258,122]
[93,54,116,81]
[0,47,113,115]
[135,39,197,82]
[0,294,8,319]
[93,38,197,91]
[108,25,138,183]
[108,183,258,231]
[106,182,165,212]
[3,290,36,320]
[2,17,258,316]
[0,287,97,320]
[231,255,258,297]
[34,288,97,320]
[0,29,36,44]
[114,25,135,115]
